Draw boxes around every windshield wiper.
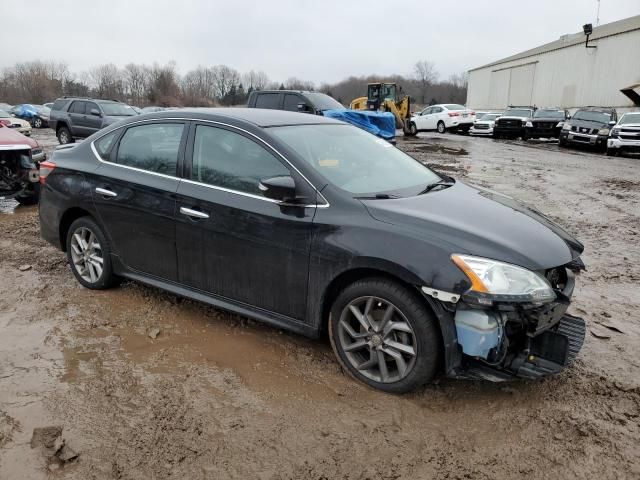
[418,179,455,195]
[354,193,400,200]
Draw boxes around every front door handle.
[95,187,117,197]
[180,207,209,219]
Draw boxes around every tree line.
[0,60,467,108]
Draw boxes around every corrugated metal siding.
[467,27,640,111]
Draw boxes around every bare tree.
[124,63,149,106]
[210,65,240,99]
[414,60,438,105]
[88,64,125,100]
[242,70,269,92]
[284,77,314,91]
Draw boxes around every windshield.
[478,114,500,121]
[573,110,611,123]
[504,109,532,117]
[534,109,565,119]
[100,103,137,116]
[38,106,51,115]
[444,104,465,111]
[305,93,344,111]
[619,113,640,125]
[270,124,441,196]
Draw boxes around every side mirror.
[259,175,297,202]
[297,103,310,113]
[608,120,616,126]
[90,108,102,117]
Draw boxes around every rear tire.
[33,117,43,128]
[437,121,446,134]
[408,122,418,136]
[66,217,119,290]
[57,126,74,145]
[329,277,441,394]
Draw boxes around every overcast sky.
[2,0,639,84]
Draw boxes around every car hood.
[362,181,583,271]
[473,120,495,125]
[498,115,529,121]
[532,117,564,122]
[567,118,609,129]
[0,125,38,147]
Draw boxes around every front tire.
[33,117,43,128]
[436,121,446,134]
[329,278,441,394]
[66,217,118,290]
[606,148,618,157]
[408,122,418,136]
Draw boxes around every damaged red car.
[0,123,45,205]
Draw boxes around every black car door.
[90,121,188,280]
[175,122,316,320]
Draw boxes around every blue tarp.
[323,109,396,140]
[14,104,38,119]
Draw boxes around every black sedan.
[39,109,586,393]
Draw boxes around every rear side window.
[191,125,289,195]
[94,131,119,161]
[115,123,184,175]
[52,99,68,111]
[70,101,86,114]
[255,93,281,109]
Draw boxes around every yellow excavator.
[350,83,415,136]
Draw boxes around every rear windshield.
[573,110,611,123]
[444,104,465,110]
[534,110,565,119]
[619,113,640,125]
[100,103,137,116]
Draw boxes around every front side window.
[116,123,184,175]
[191,125,289,196]
[284,94,305,112]
[270,124,441,196]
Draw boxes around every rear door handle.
[95,187,117,197]
[180,207,209,219]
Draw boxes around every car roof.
[142,107,344,127]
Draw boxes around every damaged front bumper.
[422,263,586,381]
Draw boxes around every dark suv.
[247,90,344,115]
[524,108,569,139]
[49,97,138,145]
[39,108,586,393]
[492,106,536,139]
[559,107,617,151]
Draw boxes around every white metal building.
[466,15,640,113]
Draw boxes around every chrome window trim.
[90,117,330,208]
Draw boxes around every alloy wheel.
[337,296,417,383]
[69,227,104,283]
[34,118,42,128]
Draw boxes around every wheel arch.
[58,207,94,252]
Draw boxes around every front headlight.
[562,123,571,131]
[525,121,533,127]
[451,254,556,303]
[598,128,610,135]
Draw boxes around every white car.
[470,113,502,136]
[409,104,476,134]
[607,111,640,157]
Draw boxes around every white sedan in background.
[470,113,502,136]
[409,104,476,134]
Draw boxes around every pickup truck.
[49,97,138,145]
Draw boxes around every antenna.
[596,0,601,26]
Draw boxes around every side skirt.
[113,258,318,339]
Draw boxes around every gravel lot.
[1,129,639,479]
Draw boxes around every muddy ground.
[1,129,639,479]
